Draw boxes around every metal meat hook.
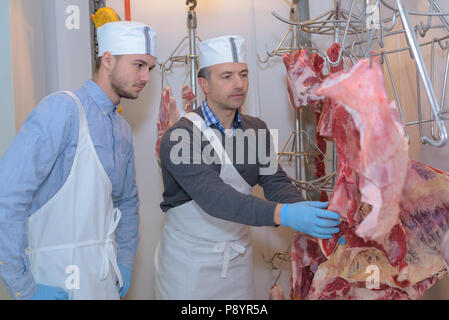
[325,0,356,68]
[186,0,197,11]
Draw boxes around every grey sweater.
[159,108,304,227]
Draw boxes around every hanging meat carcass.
[283,45,449,300]
[284,49,325,111]
[182,84,196,113]
[156,86,180,159]
[317,57,409,256]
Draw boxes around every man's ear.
[198,77,209,95]
[101,52,115,72]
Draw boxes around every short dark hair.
[94,55,123,73]
[95,57,102,73]
[197,67,210,80]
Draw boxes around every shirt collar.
[201,100,242,134]
[82,79,120,115]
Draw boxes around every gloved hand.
[281,201,341,239]
[31,284,68,300]
[116,264,132,298]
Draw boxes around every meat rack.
[259,0,449,287]
[259,0,449,200]
[158,0,200,109]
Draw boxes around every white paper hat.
[97,21,157,58]
[198,35,247,70]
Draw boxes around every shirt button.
[0,261,3,265]
[15,292,21,297]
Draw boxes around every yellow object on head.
[91,7,120,29]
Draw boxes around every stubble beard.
[110,69,139,100]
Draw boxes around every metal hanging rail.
[158,0,200,109]
[259,0,449,194]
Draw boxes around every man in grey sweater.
[154,35,341,299]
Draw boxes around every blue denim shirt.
[0,80,140,299]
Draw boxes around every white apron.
[26,91,122,300]
[154,112,255,300]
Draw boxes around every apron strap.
[61,91,89,135]
[183,112,233,165]
[213,242,246,279]
[103,208,123,288]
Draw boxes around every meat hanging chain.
[275,44,449,300]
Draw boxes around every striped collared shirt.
[201,100,242,136]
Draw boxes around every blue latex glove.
[281,201,341,239]
[31,284,68,300]
[116,264,132,298]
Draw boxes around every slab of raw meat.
[312,57,410,294]
[156,86,179,159]
[327,42,344,74]
[317,43,344,139]
[284,54,449,299]
[283,49,325,110]
[290,234,327,299]
[293,161,449,300]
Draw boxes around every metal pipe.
[416,63,425,143]
[430,1,449,33]
[296,0,310,192]
[327,0,355,67]
[334,0,340,43]
[440,48,449,113]
[296,110,303,181]
[349,33,449,58]
[395,0,447,146]
[296,0,312,47]
[431,39,438,139]
[383,52,410,140]
[382,0,449,16]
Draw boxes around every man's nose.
[141,69,150,83]
[234,75,244,89]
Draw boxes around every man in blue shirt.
[0,21,157,300]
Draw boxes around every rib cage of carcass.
[263,0,449,300]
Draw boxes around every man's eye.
[136,64,143,68]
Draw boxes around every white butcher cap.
[97,21,157,58]
[198,35,247,70]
